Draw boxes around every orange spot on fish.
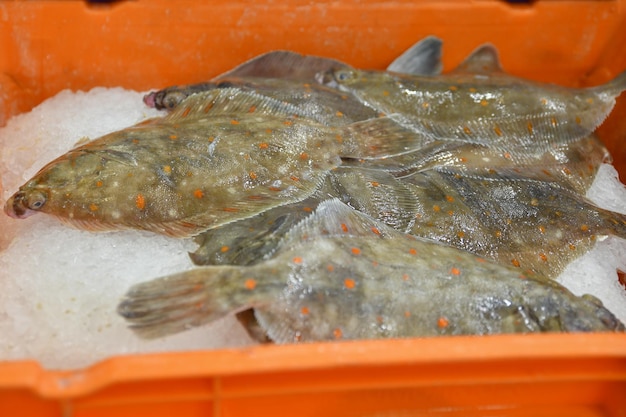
[447,210,454,216]
[244,279,256,290]
[351,247,361,255]
[163,165,172,174]
[300,306,310,315]
[326,264,335,272]
[586,98,594,104]
[404,311,411,318]
[96,181,103,187]
[433,205,441,212]
[89,203,98,212]
[194,189,204,199]
[230,119,240,125]
[463,126,472,135]
[526,121,534,135]
[457,231,465,239]
[335,111,344,117]
[293,257,303,264]
[449,86,458,91]
[341,223,349,233]
[402,273,409,281]
[283,120,293,126]
[335,134,343,143]
[541,98,548,105]
[575,116,582,124]
[222,207,239,212]
[450,267,461,276]
[248,105,256,113]
[511,259,521,268]
[538,225,546,234]
[369,181,380,187]
[445,195,454,202]
[135,194,146,210]
[539,253,548,262]
[303,207,312,212]
[221,246,229,253]
[408,248,417,255]
[249,172,258,180]
[132,139,140,144]
[290,176,299,182]
[299,152,308,160]
[169,134,178,140]
[469,87,477,93]
[581,224,589,232]
[247,195,264,201]
[181,107,191,117]
[494,229,502,238]
[503,152,512,159]
[494,125,503,136]
[551,117,558,127]
[265,128,272,134]
[371,227,381,235]
[480,99,488,106]
[203,103,213,113]
[333,328,343,339]
[344,278,356,289]
[382,90,390,96]
[268,186,281,192]
[437,317,449,328]
[422,102,430,108]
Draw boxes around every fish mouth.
[143,91,157,108]
[4,192,37,219]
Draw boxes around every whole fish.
[118,199,624,340]
[4,89,419,237]
[143,36,443,111]
[317,45,626,156]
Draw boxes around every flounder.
[317,45,626,156]
[118,199,624,340]
[4,89,420,237]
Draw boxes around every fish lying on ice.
[4,89,421,237]
[317,45,626,156]
[143,36,444,111]
[118,199,625,340]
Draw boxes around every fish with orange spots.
[118,199,624,340]
[143,37,444,113]
[4,88,421,237]
[317,44,626,157]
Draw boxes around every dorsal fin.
[215,50,352,81]
[387,36,443,76]
[451,44,504,75]
[163,88,306,122]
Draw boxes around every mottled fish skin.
[118,199,624,340]
[144,37,443,112]
[399,168,626,279]
[4,89,421,237]
[317,45,626,156]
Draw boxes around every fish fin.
[331,168,420,232]
[279,198,396,249]
[589,70,626,98]
[189,198,319,266]
[118,266,268,339]
[339,116,430,159]
[387,36,443,76]
[451,44,503,75]
[164,88,307,122]
[216,50,352,81]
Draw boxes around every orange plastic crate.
[1,1,626,416]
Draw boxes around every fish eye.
[26,191,47,211]
[163,91,189,110]
[334,69,356,83]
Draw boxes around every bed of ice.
[1,88,625,370]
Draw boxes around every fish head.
[315,67,360,90]
[3,148,135,231]
[4,185,48,219]
[144,87,191,110]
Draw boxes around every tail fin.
[118,266,266,339]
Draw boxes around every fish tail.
[118,266,269,339]
[591,70,626,97]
